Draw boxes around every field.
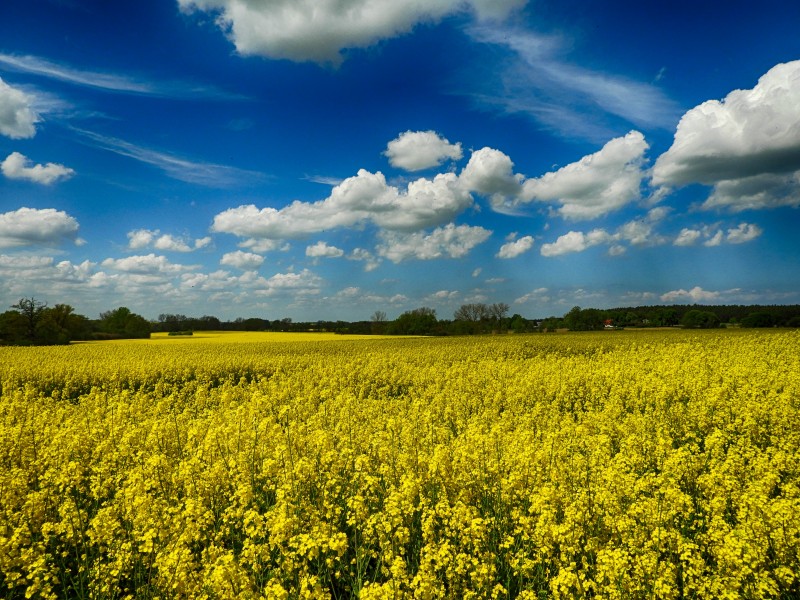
[1,330,799,599]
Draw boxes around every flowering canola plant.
[1,329,798,599]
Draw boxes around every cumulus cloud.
[496,235,534,258]
[460,132,650,219]
[539,229,611,257]
[101,254,196,275]
[306,241,345,258]
[459,147,523,210]
[726,222,763,244]
[127,229,211,252]
[384,130,462,171]
[652,60,800,211]
[673,228,702,247]
[348,247,381,271]
[702,172,800,211]
[0,207,80,248]
[514,287,550,305]
[2,152,74,184]
[179,0,525,64]
[253,269,322,298]
[220,250,265,270]
[377,223,491,262]
[213,169,473,241]
[672,222,762,247]
[520,131,650,219]
[660,286,721,303]
[539,211,668,257]
[0,77,39,139]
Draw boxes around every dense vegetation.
[1,330,798,598]
[2,296,799,345]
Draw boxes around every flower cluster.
[1,330,798,598]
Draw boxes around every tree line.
[2,297,799,346]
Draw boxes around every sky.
[1,0,800,322]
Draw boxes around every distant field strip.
[1,330,798,599]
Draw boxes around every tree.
[99,307,151,339]
[681,310,720,329]
[390,307,438,335]
[741,311,775,328]
[0,310,27,345]
[370,310,387,334]
[563,306,604,331]
[11,297,47,342]
[488,303,510,331]
[454,303,490,322]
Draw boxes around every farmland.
[1,330,798,599]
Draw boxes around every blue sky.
[1,0,799,321]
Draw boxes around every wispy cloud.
[73,128,263,187]
[463,26,682,142]
[0,53,247,101]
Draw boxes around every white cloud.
[101,254,196,275]
[213,169,473,241]
[0,77,39,139]
[306,241,345,258]
[0,207,80,248]
[75,129,261,187]
[496,235,534,258]
[179,0,525,64]
[384,130,462,171]
[520,131,650,219]
[539,229,611,257]
[0,53,243,101]
[465,26,680,141]
[674,228,702,246]
[514,287,549,305]
[672,222,761,247]
[701,172,800,211]
[239,238,287,253]
[652,60,800,211]
[220,250,265,270]
[430,289,459,300]
[703,231,724,247]
[2,152,74,184]
[377,223,491,262]
[459,147,523,210]
[726,222,763,244]
[127,229,211,252]
[254,269,322,298]
[348,247,381,271]
[660,286,721,303]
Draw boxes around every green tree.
[11,297,47,343]
[390,307,438,335]
[681,310,720,329]
[0,310,27,345]
[741,311,775,328]
[99,307,151,339]
[564,306,604,331]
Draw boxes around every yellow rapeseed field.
[1,329,798,599]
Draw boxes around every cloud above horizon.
[0,77,40,139]
[465,25,681,141]
[2,152,74,185]
[653,60,800,211]
[384,130,463,172]
[212,169,473,242]
[178,0,526,64]
[0,207,81,248]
